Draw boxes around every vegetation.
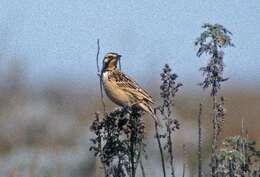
[195,23,234,177]
[90,23,260,177]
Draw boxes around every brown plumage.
[101,52,161,125]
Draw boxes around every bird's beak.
[117,55,122,63]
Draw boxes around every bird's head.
[102,52,121,72]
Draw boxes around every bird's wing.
[109,69,154,104]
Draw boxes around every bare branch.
[96,39,101,74]
[95,39,106,113]
[198,103,203,177]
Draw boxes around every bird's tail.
[138,102,162,127]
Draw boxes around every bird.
[101,52,161,126]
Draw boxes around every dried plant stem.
[95,113,108,177]
[228,159,235,177]
[140,157,146,177]
[241,119,247,177]
[198,103,202,177]
[182,144,187,177]
[130,131,136,177]
[155,123,166,177]
[94,39,107,176]
[155,64,181,177]
[134,143,144,172]
[96,39,100,73]
[134,139,145,177]
[211,95,218,177]
[195,23,234,177]
[95,39,106,113]
[167,127,175,177]
[129,113,141,177]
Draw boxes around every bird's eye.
[104,58,109,63]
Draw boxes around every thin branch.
[134,143,143,172]
[198,103,203,177]
[241,118,246,175]
[168,128,175,177]
[95,39,106,113]
[96,39,101,73]
[211,95,218,177]
[140,157,146,177]
[94,112,108,177]
[155,123,167,177]
[182,144,187,177]
[195,24,234,177]
[130,128,136,177]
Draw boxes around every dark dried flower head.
[156,64,182,177]
[195,23,234,96]
[90,107,145,177]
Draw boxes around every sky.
[0,0,260,89]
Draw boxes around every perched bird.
[101,52,161,125]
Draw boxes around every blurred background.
[0,0,259,176]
